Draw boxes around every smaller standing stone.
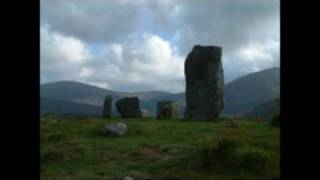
[115,97,142,118]
[102,95,112,118]
[105,122,127,136]
[157,101,179,119]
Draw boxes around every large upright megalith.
[115,97,142,118]
[102,95,112,118]
[184,45,224,121]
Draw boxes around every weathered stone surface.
[141,108,149,117]
[102,95,112,118]
[105,122,127,136]
[184,45,224,121]
[123,176,135,180]
[157,101,179,119]
[115,97,142,118]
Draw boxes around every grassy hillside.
[223,68,280,114]
[241,98,280,121]
[40,97,102,117]
[41,116,280,180]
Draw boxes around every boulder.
[115,97,142,118]
[157,101,179,119]
[184,45,224,121]
[123,176,135,180]
[105,122,127,136]
[102,95,112,118]
[141,108,149,117]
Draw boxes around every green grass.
[40,116,280,180]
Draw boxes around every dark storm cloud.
[41,0,143,43]
[172,0,279,54]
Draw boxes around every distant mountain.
[40,67,280,117]
[40,81,174,116]
[241,98,280,121]
[40,81,122,106]
[40,97,101,117]
[223,67,280,114]
[41,81,173,104]
[168,67,280,115]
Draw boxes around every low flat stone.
[105,122,127,136]
[123,176,135,180]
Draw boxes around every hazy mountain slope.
[40,81,172,105]
[223,67,280,114]
[40,81,174,116]
[241,98,280,121]
[159,67,280,115]
[40,81,117,106]
[125,91,173,101]
[40,67,280,117]
[40,97,101,117]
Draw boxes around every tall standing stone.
[115,97,142,118]
[157,101,179,119]
[102,95,112,118]
[184,45,224,121]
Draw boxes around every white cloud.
[41,25,184,92]
[40,26,91,63]
[237,40,279,68]
[79,67,93,78]
[90,33,185,92]
[40,26,93,82]
[223,39,279,82]
[41,0,279,92]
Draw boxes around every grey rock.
[141,108,149,117]
[115,97,142,118]
[102,95,112,118]
[157,101,179,119]
[184,45,224,121]
[123,176,135,180]
[105,122,127,136]
[227,119,239,128]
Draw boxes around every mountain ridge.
[41,67,280,117]
[241,98,280,121]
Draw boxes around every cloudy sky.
[40,0,279,93]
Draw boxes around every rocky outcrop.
[184,45,224,121]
